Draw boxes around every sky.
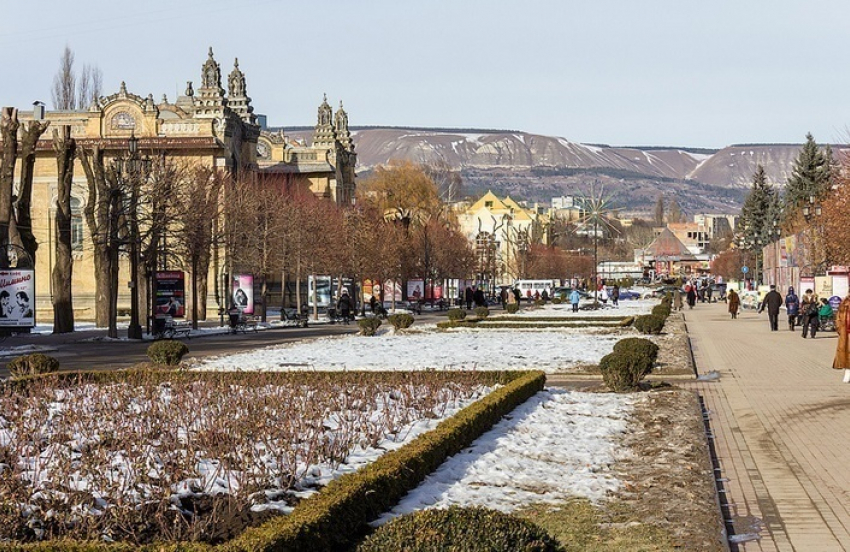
[1,0,849,148]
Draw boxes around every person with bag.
[757,285,783,331]
[785,287,800,331]
[832,293,850,383]
[800,289,820,339]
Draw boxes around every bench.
[151,316,192,340]
[236,315,260,333]
[282,308,308,328]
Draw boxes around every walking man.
[758,285,783,331]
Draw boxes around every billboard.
[231,274,254,314]
[155,271,185,318]
[0,269,35,328]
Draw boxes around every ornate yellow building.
[7,48,356,321]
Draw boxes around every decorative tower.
[195,47,227,117]
[312,94,337,148]
[227,58,256,124]
[334,101,353,152]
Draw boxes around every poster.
[232,274,254,314]
[407,279,424,301]
[0,269,35,328]
[307,275,331,307]
[155,271,185,318]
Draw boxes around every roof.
[260,161,334,174]
[644,228,696,260]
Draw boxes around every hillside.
[282,127,814,215]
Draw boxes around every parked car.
[552,287,592,300]
[651,285,681,298]
[615,289,641,300]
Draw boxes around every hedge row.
[5,370,544,551]
[225,370,546,551]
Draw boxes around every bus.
[513,279,558,300]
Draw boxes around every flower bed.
[0,370,504,546]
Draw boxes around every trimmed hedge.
[600,337,659,392]
[225,371,546,552]
[505,303,520,314]
[357,506,563,551]
[446,308,467,321]
[474,306,490,319]
[358,317,382,336]
[7,353,60,379]
[633,314,665,334]
[146,341,189,366]
[652,304,671,318]
[436,320,479,329]
[387,313,415,331]
[551,297,562,304]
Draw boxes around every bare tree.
[77,64,103,109]
[52,126,76,333]
[16,118,51,261]
[0,108,20,261]
[51,46,77,110]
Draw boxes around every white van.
[514,279,557,300]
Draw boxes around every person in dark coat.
[727,289,740,319]
[758,285,783,331]
[611,285,620,307]
[785,287,800,331]
[801,289,819,338]
[686,286,697,309]
[464,286,474,310]
[336,290,354,324]
[473,286,486,307]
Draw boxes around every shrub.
[357,506,563,552]
[534,299,544,307]
[387,313,415,331]
[474,306,490,319]
[506,303,520,314]
[613,337,659,375]
[146,340,189,366]
[600,351,645,392]
[634,314,666,335]
[552,297,562,304]
[7,353,60,379]
[358,317,382,336]
[652,304,671,318]
[447,308,467,321]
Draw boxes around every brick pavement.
[683,302,850,552]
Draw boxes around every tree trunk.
[17,119,50,262]
[280,269,287,320]
[0,107,19,260]
[191,255,199,329]
[52,126,75,333]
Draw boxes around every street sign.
[741,266,749,274]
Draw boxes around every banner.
[0,269,35,328]
[232,274,254,314]
[155,271,185,318]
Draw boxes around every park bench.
[282,308,308,328]
[151,316,192,340]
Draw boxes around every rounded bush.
[613,337,659,375]
[552,297,562,304]
[388,313,415,330]
[447,308,467,321]
[357,506,563,552]
[358,317,382,336]
[506,303,520,314]
[146,340,189,366]
[7,353,60,379]
[474,306,490,319]
[634,314,665,335]
[652,304,671,318]
[600,351,646,392]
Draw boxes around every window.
[485,201,493,208]
[71,197,83,250]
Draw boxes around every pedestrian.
[611,284,620,307]
[541,289,549,303]
[818,297,833,328]
[473,286,486,307]
[785,287,800,331]
[507,288,517,307]
[686,286,697,309]
[369,295,377,314]
[336,290,354,324]
[706,282,714,303]
[727,288,740,319]
[533,290,541,302]
[832,293,850,383]
[512,286,522,305]
[500,287,509,308]
[758,285,783,331]
[801,289,819,338]
[569,289,581,313]
[465,286,474,310]
[673,288,683,311]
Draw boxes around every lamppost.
[112,133,151,340]
[803,194,824,276]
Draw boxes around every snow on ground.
[375,388,634,525]
[193,329,620,373]
[500,298,654,318]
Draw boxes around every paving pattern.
[683,303,850,551]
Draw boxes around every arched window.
[71,197,83,250]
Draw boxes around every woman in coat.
[785,287,800,331]
[686,286,697,309]
[833,294,850,383]
[727,289,740,319]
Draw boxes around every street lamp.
[803,195,825,276]
[112,132,151,340]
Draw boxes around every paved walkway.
[683,302,850,552]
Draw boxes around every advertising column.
[232,274,254,314]
[0,269,36,329]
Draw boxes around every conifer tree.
[740,165,778,249]
[783,133,830,226]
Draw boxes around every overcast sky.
[1,0,848,148]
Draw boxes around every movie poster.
[407,279,424,301]
[0,269,35,328]
[232,274,254,314]
[155,271,185,318]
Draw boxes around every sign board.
[0,269,35,328]
[231,274,254,314]
[155,271,185,318]
[741,266,749,274]
[829,296,843,310]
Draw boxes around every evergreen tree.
[783,133,830,225]
[654,194,664,226]
[740,165,778,249]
